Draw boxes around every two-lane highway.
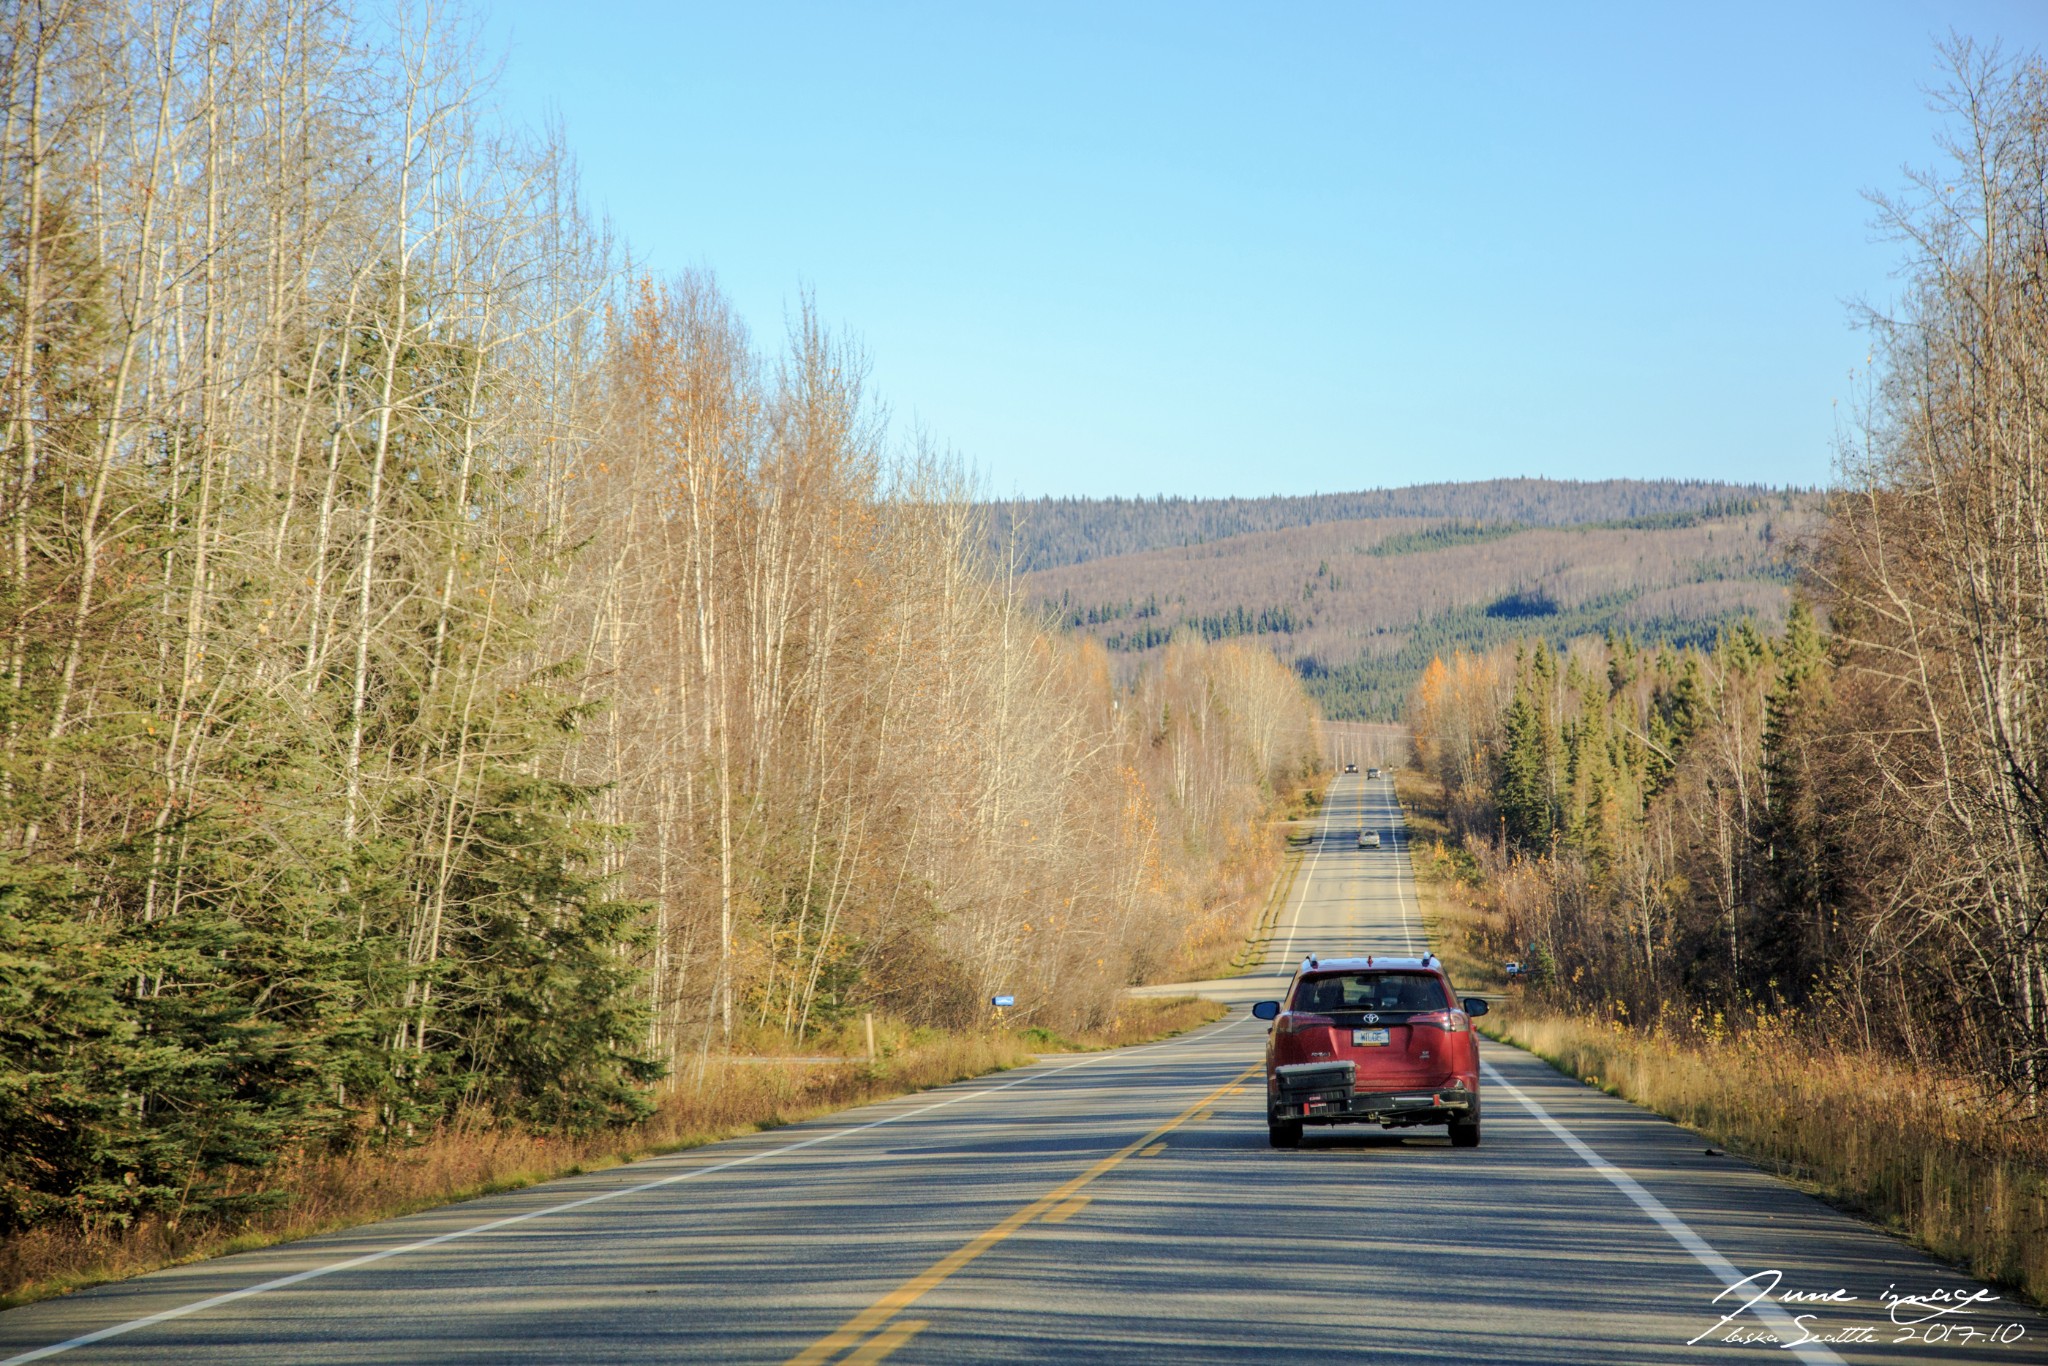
[4,774,2042,1363]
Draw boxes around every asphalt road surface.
[4,774,2043,1364]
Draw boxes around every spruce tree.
[1757,602,1835,998]
[1499,690,1553,852]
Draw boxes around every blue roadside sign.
[991,994,1015,1007]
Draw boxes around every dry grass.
[2,1010,1219,1312]
[1486,1010,2048,1307]
[1048,995,1228,1051]
[1218,841,1303,977]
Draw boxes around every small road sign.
[991,994,1015,1007]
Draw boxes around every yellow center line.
[1040,1195,1090,1224]
[1138,1142,1167,1157]
[841,1320,927,1364]
[784,1062,1260,1365]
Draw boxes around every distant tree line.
[1047,593,1166,629]
[991,480,1803,572]
[1577,498,1771,532]
[1368,520,1529,557]
[1362,502,1777,560]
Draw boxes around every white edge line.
[1386,778,1417,956]
[2,1017,1248,1365]
[1481,1061,1847,1366]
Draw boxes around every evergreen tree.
[1647,655,1705,791]
[1499,689,1553,851]
[1756,601,1835,1000]
[1563,681,1617,874]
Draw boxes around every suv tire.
[1268,1118,1302,1149]
[1449,1113,1481,1148]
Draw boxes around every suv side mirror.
[1251,1000,1280,1021]
[1462,997,1490,1018]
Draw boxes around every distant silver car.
[1358,830,1380,848]
[1367,767,1381,779]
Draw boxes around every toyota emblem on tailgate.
[1361,1012,1380,1023]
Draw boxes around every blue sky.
[482,2,2048,498]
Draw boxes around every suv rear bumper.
[1270,1075,1476,1127]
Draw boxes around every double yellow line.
[785,1062,1261,1364]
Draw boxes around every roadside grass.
[1280,777,1324,823]
[0,1001,1216,1312]
[1021,995,1229,1053]
[1218,841,1302,978]
[1397,772,2048,1307]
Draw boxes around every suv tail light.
[1277,1011,1335,1036]
[1410,1009,1470,1033]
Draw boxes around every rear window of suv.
[1291,972,1450,1014]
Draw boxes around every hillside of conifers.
[1015,483,1819,719]
[0,1,1320,1259]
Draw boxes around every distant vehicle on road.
[1367,766,1381,779]
[1503,961,1524,979]
[1252,956,1488,1149]
[1343,762,1357,774]
[1357,830,1380,848]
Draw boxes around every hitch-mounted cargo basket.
[1273,1060,1355,1115]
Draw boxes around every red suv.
[1252,955,1488,1148]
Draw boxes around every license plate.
[1353,1028,1390,1046]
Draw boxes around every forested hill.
[1023,484,1823,719]
[989,478,1789,573]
